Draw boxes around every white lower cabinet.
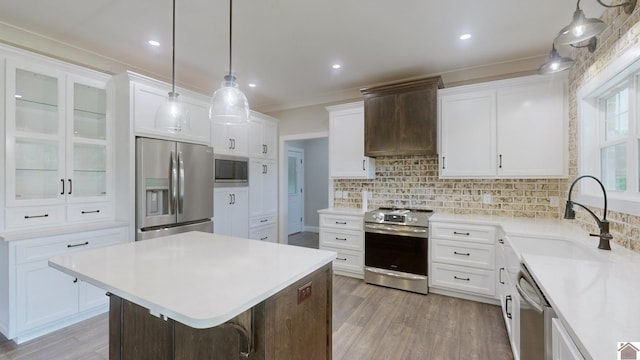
[552,318,585,360]
[318,211,364,278]
[249,223,277,243]
[429,222,496,300]
[498,233,520,360]
[213,187,249,238]
[0,225,128,343]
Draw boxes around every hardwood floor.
[288,231,320,249]
[0,276,513,360]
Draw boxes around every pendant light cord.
[171,0,176,93]
[228,0,233,77]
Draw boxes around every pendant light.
[209,0,250,125]
[537,45,575,75]
[155,0,190,132]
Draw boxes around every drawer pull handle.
[260,219,268,223]
[453,231,470,236]
[454,276,470,281]
[24,214,49,219]
[73,278,78,283]
[67,241,89,248]
[335,221,347,225]
[453,251,470,256]
[498,238,504,244]
[260,237,268,241]
[336,257,347,261]
[81,210,100,214]
[335,237,347,241]
[499,268,505,284]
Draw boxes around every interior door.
[176,142,213,223]
[287,148,304,235]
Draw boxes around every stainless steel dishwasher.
[516,263,556,360]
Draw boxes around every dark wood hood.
[361,76,443,157]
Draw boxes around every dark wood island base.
[109,264,333,360]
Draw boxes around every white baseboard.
[304,226,319,233]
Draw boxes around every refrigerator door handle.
[170,151,177,215]
[178,151,185,214]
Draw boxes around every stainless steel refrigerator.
[135,137,213,240]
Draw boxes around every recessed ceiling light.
[332,64,342,69]
[14,94,22,99]
[248,83,257,88]
[459,34,472,40]
[148,40,160,47]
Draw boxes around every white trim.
[278,131,329,245]
[577,42,640,217]
[304,226,319,233]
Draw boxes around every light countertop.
[49,231,336,329]
[318,207,366,216]
[430,213,640,360]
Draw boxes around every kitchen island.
[48,231,336,360]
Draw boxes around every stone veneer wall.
[334,7,640,254]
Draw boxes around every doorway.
[287,147,304,235]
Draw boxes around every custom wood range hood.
[361,76,443,157]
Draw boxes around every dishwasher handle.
[516,271,544,314]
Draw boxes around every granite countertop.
[430,213,640,360]
[49,231,336,329]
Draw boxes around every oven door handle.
[364,224,428,234]
[365,267,426,281]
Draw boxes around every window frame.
[578,43,640,216]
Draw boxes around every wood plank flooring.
[288,231,319,249]
[0,276,513,360]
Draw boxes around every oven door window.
[365,232,427,275]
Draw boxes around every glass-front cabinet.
[4,59,112,227]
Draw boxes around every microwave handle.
[170,151,177,214]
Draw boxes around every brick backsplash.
[333,155,563,219]
[334,6,640,254]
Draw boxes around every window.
[579,45,640,216]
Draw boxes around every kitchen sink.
[509,236,605,262]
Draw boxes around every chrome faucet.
[564,175,612,250]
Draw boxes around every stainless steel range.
[364,207,433,294]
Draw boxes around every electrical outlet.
[342,191,349,199]
[483,194,492,204]
[297,282,312,304]
[550,196,559,207]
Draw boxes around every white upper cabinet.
[4,58,114,228]
[439,74,567,179]
[212,121,249,156]
[439,91,496,177]
[327,102,376,179]
[132,82,211,145]
[248,112,277,159]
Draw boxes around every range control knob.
[372,213,384,222]
[408,217,418,223]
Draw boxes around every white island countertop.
[49,231,336,329]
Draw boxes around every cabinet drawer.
[320,214,363,231]
[249,215,276,228]
[431,239,495,269]
[67,203,113,222]
[15,227,128,265]
[320,229,362,251]
[430,262,495,297]
[321,247,363,275]
[6,206,65,229]
[430,223,496,244]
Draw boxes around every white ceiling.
[0,0,603,112]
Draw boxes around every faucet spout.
[564,175,612,250]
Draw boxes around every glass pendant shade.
[209,74,250,124]
[554,7,605,46]
[538,46,575,75]
[156,92,191,132]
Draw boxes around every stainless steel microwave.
[214,155,249,186]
